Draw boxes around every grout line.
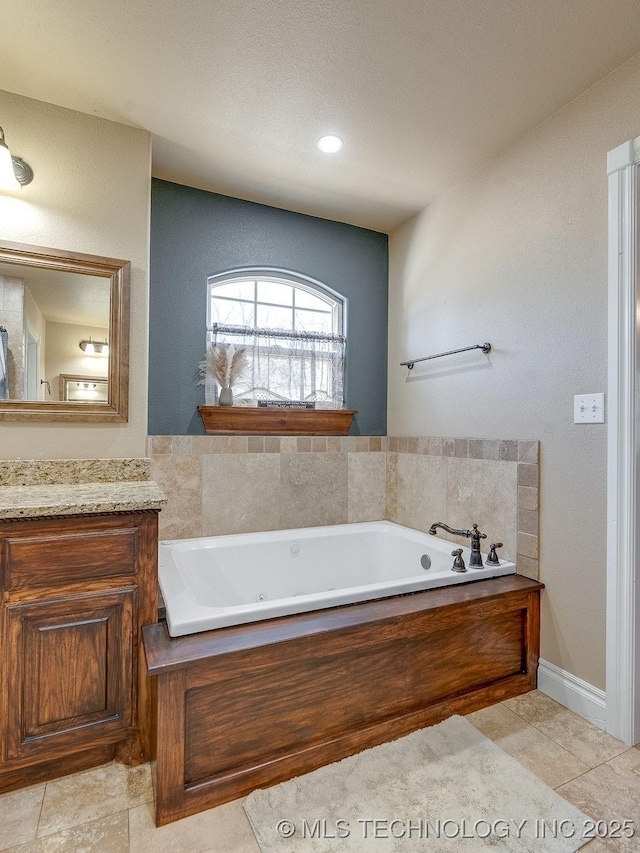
[503,700,627,769]
[467,709,578,784]
[34,780,47,841]
[510,720,591,767]
[277,449,283,532]
[551,748,635,791]
[477,702,586,765]
[31,762,150,842]
[471,704,627,795]
[574,745,634,773]
[346,450,350,524]
[444,453,449,527]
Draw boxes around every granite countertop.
[0,480,167,520]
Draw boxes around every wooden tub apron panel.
[144,574,543,826]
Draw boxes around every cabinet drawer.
[3,528,138,591]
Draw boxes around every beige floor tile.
[504,691,628,767]
[38,762,152,837]
[557,748,640,851]
[467,703,591,788]
[581,841,617,852]
[7,812,128,853]
[128,800,259,853]
[0,784,45,851]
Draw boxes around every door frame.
[606,137,640,745]
[24,324,40,401]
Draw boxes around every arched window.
[205,269,346,408]
[208,271,343,335]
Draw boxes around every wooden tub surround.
[144,574,543,826]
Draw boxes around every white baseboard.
[537,658,607,730]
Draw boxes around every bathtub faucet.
[428,522,487,568]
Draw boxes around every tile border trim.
[148,435,388,455]
[148,435,539,459]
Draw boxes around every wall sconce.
[79,337,109,356]
[0,126,33,191]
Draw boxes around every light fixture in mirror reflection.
[0,241,130,422]
[79,337,109,356]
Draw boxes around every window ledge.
[197,406,357,435]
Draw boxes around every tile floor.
[0,690,638,852]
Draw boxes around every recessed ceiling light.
[317,135,343,153]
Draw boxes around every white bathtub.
[159,521,516,637]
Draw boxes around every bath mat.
[243,715,592,852]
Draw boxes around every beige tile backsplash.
[445,457,518,560]
[149,435,539,578]
[280,452,348,528]
[386,453,447,533]
[347,452,387,523]
[149,454,203,540]
[202,453,281,536]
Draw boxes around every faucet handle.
[471,523,487,540]
[485,542,503,565]
[451,548,466,573]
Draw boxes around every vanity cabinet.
[0,511,158,793]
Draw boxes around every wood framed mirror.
[0,240,129,422]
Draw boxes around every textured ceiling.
[2,0,640,230]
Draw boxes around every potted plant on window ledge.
[203,344,249,407]
[199,342,356,434]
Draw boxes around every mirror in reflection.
[60,374,109,403]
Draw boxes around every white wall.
[388,53,640,691]
[0,88,151,458]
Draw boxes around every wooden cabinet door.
[5,589,134,762]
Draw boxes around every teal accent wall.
[149,179,388,435]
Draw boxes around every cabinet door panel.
[6,590,134,761]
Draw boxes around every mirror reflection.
[0,263,110,403]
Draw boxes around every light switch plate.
[574,393,605,424]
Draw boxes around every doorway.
[25,325,40,401]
